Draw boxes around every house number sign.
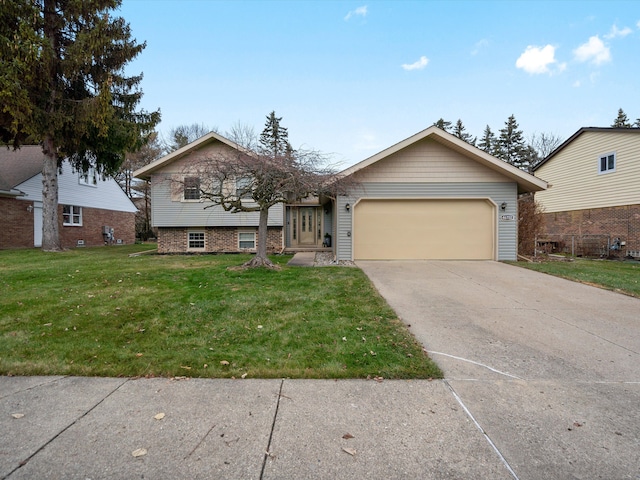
[501,215,515,221]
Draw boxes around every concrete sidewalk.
[1,376,512,480]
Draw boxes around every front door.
[298,207,317,245]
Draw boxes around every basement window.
[63,205,82,226]
[187,231,205,250]
[598,152,616,174]
[238,231,256,250]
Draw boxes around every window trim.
[598,151,616,174]
[187,230,206,251]
[183,176,201,201]
[63,205,82,226]
[238,230,256,250]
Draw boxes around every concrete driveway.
[358,260,640,480]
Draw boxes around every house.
[136,127,547,260]
[0,146,137,249]
[533,128,640,255]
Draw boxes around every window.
[598,152,616,174]
[235,177,252,198]
[63,205,82,226]
[79,168,98,186]
[188,231,205,250]
[238,231,256,249]
[184,177,201,200]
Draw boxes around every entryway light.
[501,202,507,210]
[345,203,351,211]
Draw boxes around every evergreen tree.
[452,119,475,145]
[497,115,528,170]
[0,0,159,251]
[259,111,293,158]
[611,108,632,128]
[478,125,496,155]
[432,118,452,132]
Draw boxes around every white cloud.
[604,24,632,39]
[401,56,429,71]
[573,36,611,65]
[344,5,367,21]
[471,39,489,55]
[572,80,581,88]
[515,45,558,74]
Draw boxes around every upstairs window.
[235,177,253,199]
[79,168,98,186]
[184,177,201,200]
[598,152,616,174]
[63,205,82,226]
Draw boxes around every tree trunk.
[244,206,275,268]
[41,135,62,251]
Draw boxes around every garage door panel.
[353,199,494,260]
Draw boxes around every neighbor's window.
[238,231,256,249]
[598,152,616,174]
[79,167,98,186]
[184,177,201,200]
[188,231,205,250]
[63,205,82,226]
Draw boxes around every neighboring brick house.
[533,128,640,255]
[0,146,137,249]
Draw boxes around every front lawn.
[0,245,441,379]
[511,257,640,298]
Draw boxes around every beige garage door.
[353,199,495,260]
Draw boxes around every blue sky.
[118,0,640,166]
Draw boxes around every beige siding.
[536,131,640,212]
[354,138,511,183]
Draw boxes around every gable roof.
[533,127,640,171]
[133,131,245,180]
[340,125,547,193]
[0,146,44,196]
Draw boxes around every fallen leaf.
[11,413,25,419]
[135,353,143,357]
[241,373,248,379]
[573,421,583,427]
[342,433,354,439]
[132,448,147,457]
[154,413,165,420]
[342,337,347,342]
[220,360,230,366]
[342,447,357,456]
[374,376,384,383]
[180,365,191,370]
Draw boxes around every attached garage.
[353,198,495,260]
[334,126,548,262]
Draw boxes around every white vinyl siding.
[598,152,616,174]
[535,131,640,212]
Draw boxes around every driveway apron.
[357,260,640,480]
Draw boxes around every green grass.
[510,257,640,298]
[0,245,441,379]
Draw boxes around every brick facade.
[0,197,135,249]
[542,204,640,252]
[157,226,284,254]
[0,197,34,249]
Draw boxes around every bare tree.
[528,132,563,161]
[164,123,217,153]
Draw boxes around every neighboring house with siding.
[0,146,137,249]
[137,126,546,260]
[533,127,640,255]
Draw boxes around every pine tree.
[478,125,496,155]
[259,111,293,158]
[432,118,452,132]
[497,115,528,170]
[611,108,631,128]
[452,119,475,145]
[0,0,159,251]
